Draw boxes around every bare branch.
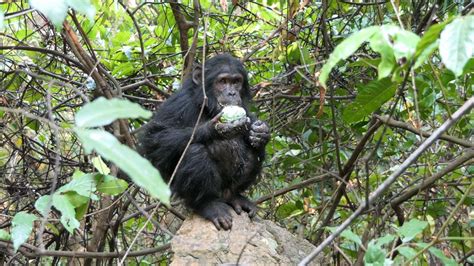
[375,115,473,148]
[390,149,473,207]
[0,240,170,259]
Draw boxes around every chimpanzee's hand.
[249,120,270,148]
[214,116,250,138]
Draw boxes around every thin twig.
[0,240,170,259]
[375,114,473,148]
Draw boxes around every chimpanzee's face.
[213,72,244,109]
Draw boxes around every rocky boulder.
[171,211,321,265]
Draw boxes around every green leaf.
[414,19,452,69]
[397,218,428,242]
[35,195,52,217]
[56,174,98,200]
[342,78,396,123]
[364,240,388,266]
[417,243,459,266]
[46,223,60,236]
[397,246,417,260]
[29,0,68,27]
[92,156,110,175]
[369,30,396,79]
[63,191,90,207]
[287,42,300,64]
[97,175,129,196]
[11,212,36,252]
[369,25,420,78]
[427,246,458,266]
[415,19,452,57]
[337,228,362,245]
[439,16,474,76]
[276,202,298,219]
[72,170,85,179]
[52,194,80,233]
[75,97,152,128]
[414,40,439,69]
[0,229,11,241]
[74,128,170,204]
[319,26,379,88]
[74,201,90,220]
[375,234,396,247]
[388,26,420,62]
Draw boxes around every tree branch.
[0,240,170,259]
[390,149,473,207]
[375,115,473,148]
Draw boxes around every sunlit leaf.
[327,227,362,245]
[74,128,170,204]
[319,25,419,86]
[56,174,98,200]
[369,30,396,79]
[375,234,396,247]
[75,97,152,128]
[414,19,452,68]
[414,41,438,69]
[35,195,52,217]
[388,26,420,61]
[276,202,298,219]
[72,170,85,179]
[439,16,474,76]
[397,246,417,260]
[92,156,110,175]
[428,247,458,266]
[52,194,80,233]
[97,175,129,196]
[369,25,420,78]
[74,201,90,220]
[417,243,459,266]
[0,229,10,241]
[364,240,389,265]
[397,218,428,242]
[63,191,90,207]
[11,212,36,252]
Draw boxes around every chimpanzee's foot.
[197,201,233,230]
[228,195,257,218]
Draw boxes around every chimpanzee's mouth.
[218,101,241,108]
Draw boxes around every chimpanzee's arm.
[139,120,217,163]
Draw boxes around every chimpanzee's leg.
[172,144,234,230]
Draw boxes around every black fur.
[138,54,269,230]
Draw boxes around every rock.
[171,211,321,265]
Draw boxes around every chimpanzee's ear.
[192,63,202,85]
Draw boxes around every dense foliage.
[0,0,473,264]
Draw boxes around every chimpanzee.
[138,54,270,230]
